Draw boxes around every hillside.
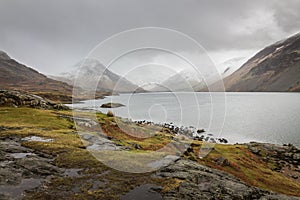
[224,33,300,92]
[50,59,146,93]
[0,51,76,102]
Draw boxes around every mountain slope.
[224,33,300,92]
[219,56,248,78]
[0,51,76,102]
[50,59,145,93]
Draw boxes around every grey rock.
[0,138,62,199]
[157,159,300,200]
[247,142,300,166]
[293,154,300,160]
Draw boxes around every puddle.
[22,136,53,142]
[0,178,42,199]
[120,184,162,200]
[10,153,36,159]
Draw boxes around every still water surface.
[70,92,300,146]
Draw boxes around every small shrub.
[107,110,114,117]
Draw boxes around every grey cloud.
[0,0,299,75]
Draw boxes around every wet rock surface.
[0,138,62,199]
[80,133,130,151]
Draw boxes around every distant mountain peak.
[51,58,145,93]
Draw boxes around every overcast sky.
[0,0,299,78]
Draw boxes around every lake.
[69,92,300,146]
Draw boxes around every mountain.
[0,50,75,102]
[218,57,248,78]
[223,33,300,92]
[150,69,206,92]
[50,59,145,93]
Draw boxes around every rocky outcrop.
[157,159,300,200]
[0,138,61,199]
[247,142,300,180]
[0,90,69,110]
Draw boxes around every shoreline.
[0,106,300,199]
[71,105,300,148]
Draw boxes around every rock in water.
[100,102,125,108]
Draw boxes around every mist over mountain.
[149,68,206,92]
[50,59,145,93]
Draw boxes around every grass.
[1,106,300,198]
[194,143,300,196]
[100,116,171,151]
[0,107,177,199]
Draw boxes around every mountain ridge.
[50,58,146,93]
[223,32,300,92]
[0,51,75,102]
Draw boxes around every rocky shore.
[0,92,300,199]
[134,120,229,144]
[1,134,300,200]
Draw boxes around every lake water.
[70,92,300,146]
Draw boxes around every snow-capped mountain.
[50,59,145,93]
[150,68,206,92]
